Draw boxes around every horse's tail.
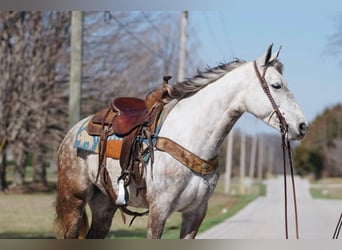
[53,193,66,239]
[53,193,89,239]
[78,211,90,239]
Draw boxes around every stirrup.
[116,179,128,206]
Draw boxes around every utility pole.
[247,133,257,194]
[177,11,188,82]
[257,134,264,180]
[249,134,257,179]
[224,130,234,194]
[68,11,83,128]
[239,130,246,195]
[267,146,275,177]
[247,119,258,194]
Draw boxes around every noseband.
[253,61,299,239]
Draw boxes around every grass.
[0,193,56,239]
[106,179,265,239]
[310,178,342,200]
[0,168,265,239]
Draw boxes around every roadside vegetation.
[310,178,342,200]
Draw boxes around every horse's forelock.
[273,60,284,75]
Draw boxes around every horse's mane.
[159,58,283,104]
[165,59,247,101]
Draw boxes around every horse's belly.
[84,154,149,208]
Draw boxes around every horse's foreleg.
[87,187,117,238]
[180,201,208,239]
[147,203,171,239]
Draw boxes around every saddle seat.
[88,78,169,138]
[111,97,148,136]
[87,97,148,136]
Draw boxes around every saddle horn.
[163,75,172,84]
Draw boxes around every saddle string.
[95,108,116,183]
[95,112,149,223]
[254,61,299,239]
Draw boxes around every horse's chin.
[262,117,304,141]
[286,127,305,141]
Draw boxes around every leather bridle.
[253,61,299,239]
[333,213,342,239]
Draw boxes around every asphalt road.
[198,175,342,239]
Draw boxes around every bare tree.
[0,12,70,190]
[326,14,342,64]
[0,11,31,189]
[0,11,202,191]
[80,12,183,116]
[27,12,70,187]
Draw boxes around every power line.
[106,12,199,80]
[141,12,173,44]
[142,12,197,73]
[203,12,226,62]
[110,14,177,68]
[218,11,235,59]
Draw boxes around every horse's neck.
[159,67,250,160]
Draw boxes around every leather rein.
[253,61,300,239]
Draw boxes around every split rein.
[253,61,300,239]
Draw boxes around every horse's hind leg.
[86,187,117,238]
[180,201,208,239]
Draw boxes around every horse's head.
[244,44,308,140]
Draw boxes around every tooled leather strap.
[155,137,218,175]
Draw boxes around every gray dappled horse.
[54,45,308,239]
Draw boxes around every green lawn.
[310,178,342,200]
[0,168,265,239]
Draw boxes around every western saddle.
[86,76,219,224]
[87,76,172,210]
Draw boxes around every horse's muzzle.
[298,122,308,137]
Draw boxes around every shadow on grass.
[0,233,56,239]
[104,229,147,239]
[107,225,180,239]
[0,229,146,239]
[0,230,146,239]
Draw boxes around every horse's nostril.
[299,123,308,135]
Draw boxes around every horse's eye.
[271,82,281,89]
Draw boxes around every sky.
[1,0,340,135]
[185,3,342,134]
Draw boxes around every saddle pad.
[73,117,123,159]
[74,108,166,160]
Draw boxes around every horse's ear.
[257,43,281,67]
[264,43,273,65]
[256,43,273,67]
[269,46,282,64]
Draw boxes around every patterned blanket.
[73,117,123,154]
[73,109,165,159]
